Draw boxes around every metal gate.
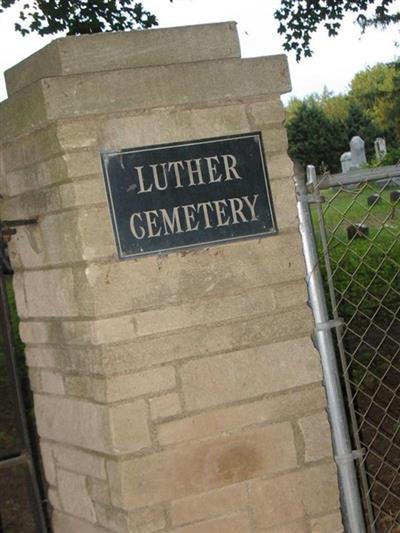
[0,226,48,532]
[305,165,400,533]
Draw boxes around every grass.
[0,276,32,456]
[312,183,400,318]
[311,182,400,386]
[0,277,27,386]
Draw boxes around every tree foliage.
[274,0,400,60]
[1,0,399,57]
[286,97,348,173]
[0,1,157,36]
[285,62,399,173]
[350,61,400,143]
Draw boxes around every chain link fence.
[308,165,400,532]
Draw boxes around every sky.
[0,0,399,103]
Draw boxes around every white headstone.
[340,151,352,173]
[374,137,387,160]
[350,136,367,168]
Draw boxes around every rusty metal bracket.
[0,218,38,242]
[1,218,38,227]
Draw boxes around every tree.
[344,101,381,158]
[285,97,348,173]
[349,61,400,144]
[1,1,399,58]
[274,0,400,60]
[0,1,157,36]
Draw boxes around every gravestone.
[340,151,352,173]
[347,224,369,241]
[390,190,400,203]
[374,137,387,160]
[350,136,367,169]
[0,23,342,533]
[367,194,381,206]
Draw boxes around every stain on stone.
[216,445,261,484]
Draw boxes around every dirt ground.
[0,377,38,532]
[345,318,400,532]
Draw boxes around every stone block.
[261,126,289,155]
[246,99,286,129]
[53,444,107,479]
[41,55,290,123]
[134,285,275,337]
[63,368,167,407]
[108,423,296,509]
[63,307,313,377]
[40,370,65,395]
[271,280,308,311]
[150,393,182,420]
[10,209,113,273]
[157,386,326,446]
[1,186,61,220]
[28,368,42,393]
[0,82,48,140]
[39,441,56,486]
[57,469,96,522]
[168,512,251,533]
[260,521,308,533]
[77,206,116,261]
[180,336,322,411]
[311,512,344,532]
[109,400,152,455]
[39,210,82,266]
[22,268,79,318]
[9,226,46,271]
[59,179,106,209]
[170,483,247,526]
[59,150,101,179]
[99,102,249,151]
[2,152,69,198]
[52,511,109,533]
[34,394,150,454]
[87,478,111,506]
[269,177,299,230]
[267,152,294,182]
[76,231,306,317]
[25,345,61,368]
[106,367,176,403]
[19,321,58,345]
[64,375,107,402]
[95,504,128,532]
[56,118,99,151]
[127,506,167,533]
[249,463,340,529]
[11,272,29,318]
[5,22,241,95]
[0,124,61,172]
[48,487,62,511]
[35,394,110,453]
[298,412,333,462]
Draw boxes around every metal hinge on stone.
[0,218,38,274]
[1,218,38,242]
[297,192,325,205]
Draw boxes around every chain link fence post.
[295,170,366,533]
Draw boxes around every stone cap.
[0,54,290,141]
[5,21,241,96]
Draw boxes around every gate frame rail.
[0,221,49,532]
[295,170,367,533]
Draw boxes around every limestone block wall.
[0,22,342,533]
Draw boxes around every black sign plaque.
[101,132,277,259]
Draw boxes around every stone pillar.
[0,23,342,533]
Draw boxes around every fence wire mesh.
[310,171,400,533]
